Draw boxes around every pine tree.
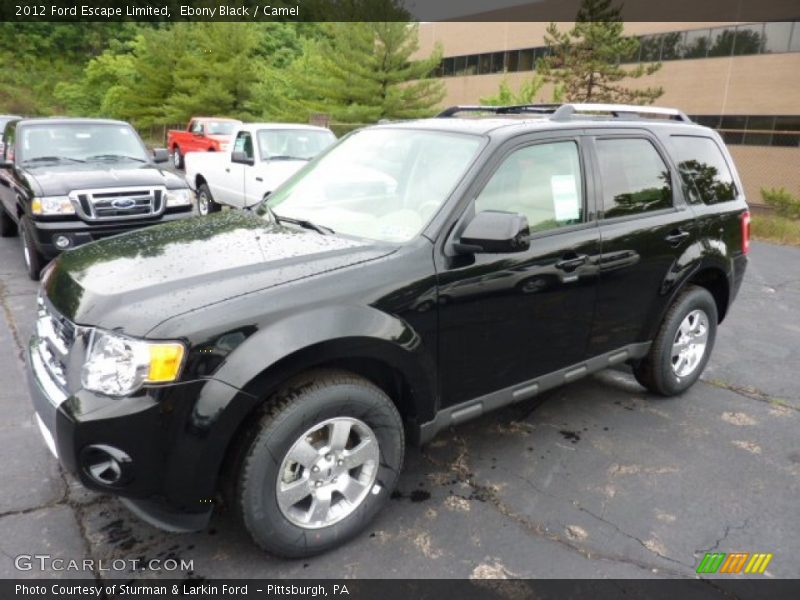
[286,22,445,123]
[538,0,663,105]
[480,75,564,106]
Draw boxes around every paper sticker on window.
[551,175,580,221]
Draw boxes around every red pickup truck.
[167,117,242,169]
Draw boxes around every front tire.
[172,146,183,170]
[0,205,17,237]
[236,369,404,558]
[634,285,718,396]
[19,216,43,281]
[196,184,220,216]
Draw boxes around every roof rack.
[551,103,691,122]
[436,104,561,118]
[436,103,691,123]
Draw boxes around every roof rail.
[436,104,560,118]
[551,103,691,122]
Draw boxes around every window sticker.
[551,175,580,221]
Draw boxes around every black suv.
[0,118,195,279]
[26,104,749,557]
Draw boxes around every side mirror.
[231,151,254,166]
[456,210,530,254]
[152,148,169,163]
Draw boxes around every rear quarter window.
[670,135,738,205]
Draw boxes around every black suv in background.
[26,104,749,557]
[0,118,195,279]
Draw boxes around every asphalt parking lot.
[0,235,798,581]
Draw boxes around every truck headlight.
[32,196,75,215]
[81,329,185,397]
[165,188,194,208]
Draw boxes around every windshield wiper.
[22,156,85,164]
[271,210,334,235]
[85,154,147,163]
[268,155,310,161]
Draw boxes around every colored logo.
[696,552,773,574]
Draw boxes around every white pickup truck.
[184,123,336,215]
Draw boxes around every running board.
[417,342,651,445]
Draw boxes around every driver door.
[221,131,253,208]
[437,136,601,409]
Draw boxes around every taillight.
[740,211,751,255]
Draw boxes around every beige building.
[416,21,800,205]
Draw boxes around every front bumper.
[25,335,213,532]
[28,208,194,260]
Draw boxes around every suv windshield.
[266,129,482,242]
[257,129,336,161]
[18,123,149,164]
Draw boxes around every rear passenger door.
[586,132,698,357]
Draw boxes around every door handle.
[255,177,263,182]
[225,168,230,173]
[665,229,691,246]
[555,254,588,271]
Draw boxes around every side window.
[475,141,583,233]
[190,121,204,135]
[233,132,254,159]
[3,123,15,161]
[596,138,673,218]
[670,135,737,204]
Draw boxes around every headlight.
[81,329,185,397]
[32,196,75,215]
[165,188,194,208]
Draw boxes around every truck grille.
[70,187,166,222]
[35,297,77,389]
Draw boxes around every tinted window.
[596,138,672,218]
[791,22,800,52]
[671,136,737,204]
[681,28,711,58]
[475,141,583,233]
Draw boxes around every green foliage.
[480,75,564,105]
[0,20,437,129]
[761,187,800,220]
[282,22,445,123]
[538,0,664,105]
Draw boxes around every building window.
[433,22,800,79]
[681,28,711,58]
[478,53,491,75]
[518,49,534,70]
[762,21,792,53]
[490,52,506,73]
[733,23,765,55]
[790,22,800,52]
[708,27,736,57]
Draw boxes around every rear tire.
[634,285,718,396]
[0,205,17,237]
[236,369,404,558]
[19,216,43,281]
[197,184,220,217]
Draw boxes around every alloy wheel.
[276,417,379,529]
[671,309,709,377]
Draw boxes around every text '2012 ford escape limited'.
[27,104,748,557]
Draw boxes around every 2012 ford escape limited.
[27,104,749,557]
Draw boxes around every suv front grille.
[71,187,166,222]
[35,297,77,389]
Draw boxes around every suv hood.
[45,211,393,335]
[25,162,187,196]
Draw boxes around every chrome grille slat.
[69,186,167,222]
[35,298,77,389]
